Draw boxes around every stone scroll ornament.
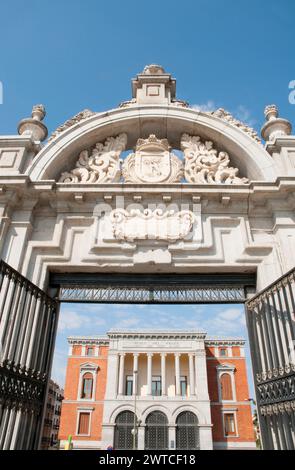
[122,134,183,183]
[59,133,127,183]
[110,208,195,242]
[180,134,249,184]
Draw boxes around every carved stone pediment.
[110,208,195,242]
[180,133,249,184]
[59,133,127,183]
[122,134,183,183]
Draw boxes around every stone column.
[137,426,145,450]
[161,353,167,396]
[104,353,119,399]
[174,353,181,396]
[147,353,153,396]
[194,351,209,399]
[118,353,125,396]
[133,353,139,396]
[168,425,176,450]
[188,353,195,397]
[199,425,213,450]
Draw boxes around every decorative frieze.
[181,133,249,184]
[59,133,127,183]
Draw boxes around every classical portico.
[102,331,213,450]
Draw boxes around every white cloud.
[218,308,242,321]
[235,105,256,127]
[190,101,257,129]
[191,100,217,112]
[58,309,106,331]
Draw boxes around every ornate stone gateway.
[0,64,295,449]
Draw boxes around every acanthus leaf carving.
[110,208,195,242]
[180,133,249,184]
[59,133,127,183]
[122,134,183,183]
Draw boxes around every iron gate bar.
[50,272,256,304]
[246,265,295,450]
[0,260,59,450]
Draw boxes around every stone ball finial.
[17,103,48,142]
[261,104,292,142]
[142,64,165,75]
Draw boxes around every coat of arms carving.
[122,134,183,183]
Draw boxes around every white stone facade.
[101,331,213,450]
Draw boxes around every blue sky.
[0,0,294,137]
[52,302,255,400]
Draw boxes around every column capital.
[174,352,181,357]
[147,352,154,357]
[119,352,126,357]
[133,352,139,357]
[160,352,167,357]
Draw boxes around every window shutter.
[220,373,233,400]
[78,412,90,434]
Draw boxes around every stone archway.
[0,64,295,449]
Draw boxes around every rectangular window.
[126,375,133,396]
[78,412,90,435]
[220,348,227,357]
[152,376,162,396]
[82,377,93,399]
[86,347,94,356]
[180,376,187,396]
[224,413,236,436]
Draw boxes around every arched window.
[176,411,199,450]
[220,373,233,400]
[81,372,93,399]
[145,411,168,450]
[114,411,137,450]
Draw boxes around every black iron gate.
[246,267,295,450]
[0,260,58,449]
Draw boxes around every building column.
[147,353,153,396]
[168,425,176,450]
[194,351,209,399]
[188,353,195,397]
[161,353,167,396]
[133,353,139,396]
[137,426,145,450]
[118,353,125,396]
[104,353,119,400]
[175,353,181,396]
[199,425,213,450]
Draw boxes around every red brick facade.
[59,339,255,449]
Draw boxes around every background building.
[59,330,255,450]
[41,380,64,450]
